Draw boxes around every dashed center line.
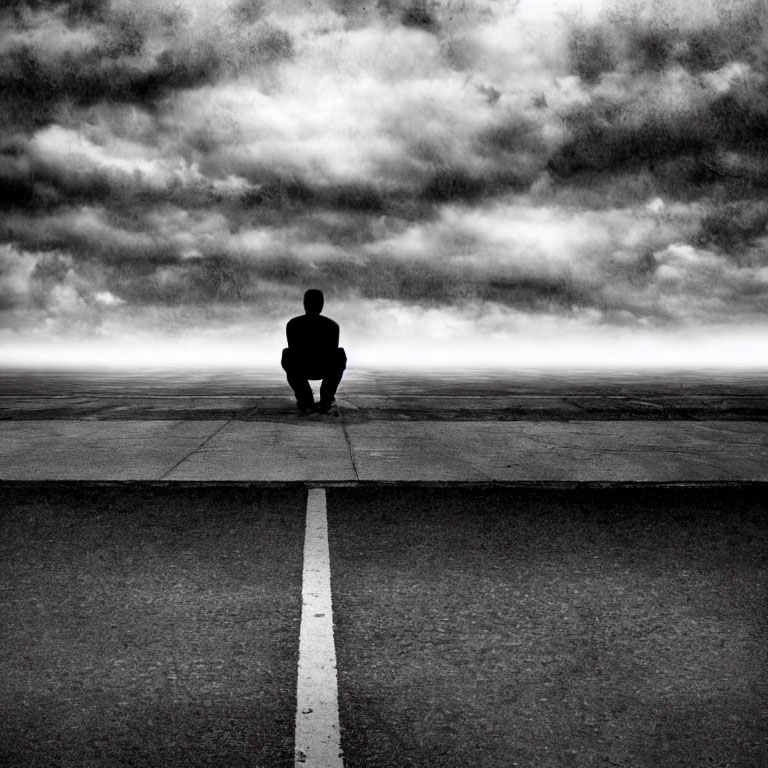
[295,488,343,767]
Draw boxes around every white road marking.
[295,488,344,767]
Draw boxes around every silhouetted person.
[281,289,347,414]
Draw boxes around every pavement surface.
[1,486,305,768]
[1,368,768,484]
[4,418,765,482]
[2,368,768,423]
[2,371,767,767]
[2,485,766,768]
[329,486,768,768]
[1,368,767,484]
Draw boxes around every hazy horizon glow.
[2,0,768,370]
[3,325,767,370]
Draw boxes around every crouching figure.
[281,289,346,415]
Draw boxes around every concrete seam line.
[339,419,360,482]
[295,488,343,767]
[158,419,233,480]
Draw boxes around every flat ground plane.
[1,367,767,481]
[1,368,767,767]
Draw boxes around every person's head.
[303,288,324,316]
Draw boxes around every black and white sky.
[1,0,767,367]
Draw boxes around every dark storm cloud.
[0,0,293,129]
[556,2,768,182]
[1,0,768,358]
[0,133,245,216]
[697,201,768,264]
[327,0,498,29]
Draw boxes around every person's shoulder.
[320,315,339,329]
[287,315,305,327]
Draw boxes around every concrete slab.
[2,419,765,483]
[163,421,356,482]
[346,422,492,482]
[0,420,226,481]
[345,421,768,483]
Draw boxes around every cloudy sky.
[1,0,767,368]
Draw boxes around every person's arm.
[286,318,299,349]
[329,319,339,349]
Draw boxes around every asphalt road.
[1,485,766,767]
[328,486,768,768]
[0,486,305,768]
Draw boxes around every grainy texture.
[0,485,305,768]
[328,487,768,768]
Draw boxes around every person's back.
[281,289,347,414]
[286,313,340,379]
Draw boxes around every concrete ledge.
[3,479,768,490]
[2,420,765,483]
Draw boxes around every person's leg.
[281,349,314,409]
[318,348,347,408]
